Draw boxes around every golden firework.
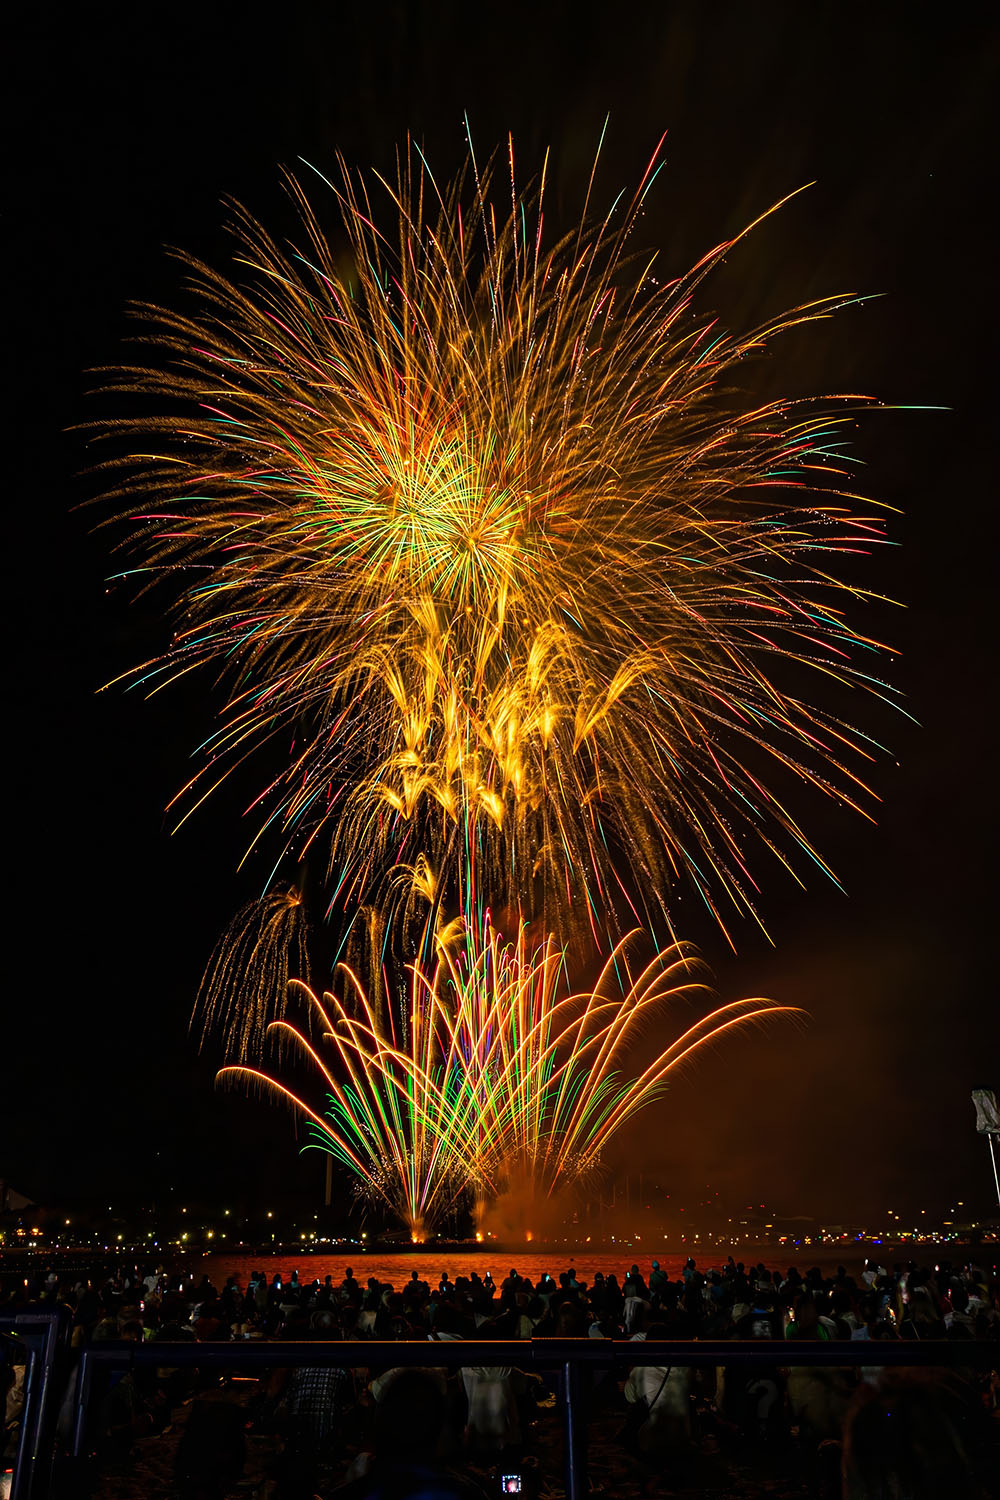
[102,138,899,946]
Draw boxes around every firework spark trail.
[195,886,310,1059]
[100,139,900,947]
[218,912,801,1234]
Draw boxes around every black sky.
[8,1,998,1231]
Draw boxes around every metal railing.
[1,1309,70,1500]
[73,1335,999,1500]
[3,1313,997,1500]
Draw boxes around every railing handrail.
[75,1333,1000,1369]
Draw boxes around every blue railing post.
[563,1356,587,1500]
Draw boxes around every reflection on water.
[190,1243,896,1288]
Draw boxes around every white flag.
[972,1089,1000,1135]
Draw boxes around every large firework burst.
[101,136,898,946]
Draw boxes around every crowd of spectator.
[2,1251,998,1497]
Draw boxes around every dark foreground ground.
[79,1363,979,1500]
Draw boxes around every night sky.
[8,2,997,1232]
